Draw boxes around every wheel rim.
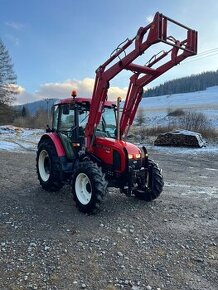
[38,150,51,182]
[75,173,92,205]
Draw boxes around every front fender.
[38,133,66,157]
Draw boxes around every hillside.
[140,86,218,128]
[144,70,218,97]
[15,98,57,116]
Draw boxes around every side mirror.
[46,124,52,133]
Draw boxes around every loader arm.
[85,12,197,150]
[120,43,197,137]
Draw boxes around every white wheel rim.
[75,173,92,205]
[38,150,50,182]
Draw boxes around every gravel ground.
[0,149,217,290]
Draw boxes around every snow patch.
[0,126,43,153]
[141,86,218,128]
[0,141,20,151]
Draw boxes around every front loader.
[36,12,197,213]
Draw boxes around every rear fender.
[38,133,66,157]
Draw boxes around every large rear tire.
[72,161,107,214]
[36,139,63,192]
[133,159,164,201]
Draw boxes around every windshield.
[97,107,116,138]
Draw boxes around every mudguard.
[38,133,66,157]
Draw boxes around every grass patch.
[167,108,185,117]
[130,111,218,142]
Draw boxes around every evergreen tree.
[0,39,17,105]
[21,106,29,117]
[144,70,218,97]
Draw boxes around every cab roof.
[55,97,116,107]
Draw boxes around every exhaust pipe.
[116,97,121,140]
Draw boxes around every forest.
[144,70,218,97]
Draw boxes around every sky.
[1,0,218,105]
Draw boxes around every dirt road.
[0,149,217,290]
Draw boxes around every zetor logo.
[96,144,111,153]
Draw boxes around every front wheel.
[133,159,164,201]
[36,140,63,192]
[72,161,107,214]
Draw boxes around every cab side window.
[52,105,59,131]
[59,105,75,131]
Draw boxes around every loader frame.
[85,12,197,150]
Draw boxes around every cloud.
[15,85,25,94]
[15,78,127,105]
[107,86,128,101]
[13,86,32,105]
[6,84,25,94]
[5,21,24,31]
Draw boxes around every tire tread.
[72,161,108,214]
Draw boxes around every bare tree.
[135,107,145,126]
[0,39,17,105]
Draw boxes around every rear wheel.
[36,139,63,191]
[133,159,164,201]
[72,161,107,214]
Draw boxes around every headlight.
[128,154,134,159]
[128,153,141,159]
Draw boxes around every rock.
[117,227,122,234]
[117,251,123,257]
[30,242,37,247]
[132,286,143,290]
[193,257,204,263]
[154,130,206,148]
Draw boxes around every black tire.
[134,159,164,201]
[36,139,63,192]
[72,161,108,214]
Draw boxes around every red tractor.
[36,12,197,213]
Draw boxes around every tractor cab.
[52,97,91,146]
[50,94,117,156]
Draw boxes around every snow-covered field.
[0,125,43,152]
[1,126,217,155]
[141,86,218,128]
[0,86,217,153]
